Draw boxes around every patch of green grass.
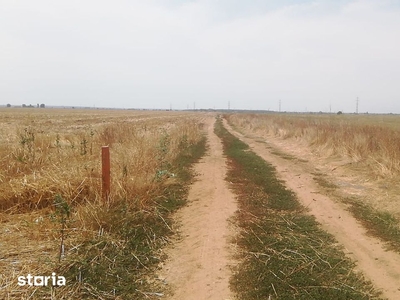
[312,173,339,190]
[214,117,381,300]
[255,139,308,162]
[343,197,400,252]
[268,148,308,163]
[60,136,207,299]
[270,149,297,161]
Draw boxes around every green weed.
[343,197,400,252]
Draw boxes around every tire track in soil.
[224,119,400,300]
[160,117,237,300]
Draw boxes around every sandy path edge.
[224,119,400,300]
[159,117,237,300]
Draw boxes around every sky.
[1,0,400,113]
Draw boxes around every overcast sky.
[1,0,400,113]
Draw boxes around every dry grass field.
[227,113,400,179]
[226,112,400,221]
[0,108,205,299]
[0,109,203,210]
[3,109,400,299]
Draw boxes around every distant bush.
[337,111,343,115]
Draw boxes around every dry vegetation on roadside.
[227,113,400,179]
[0,108,206,299]
[0,109,201,211]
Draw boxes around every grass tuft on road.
[214,117,381,300]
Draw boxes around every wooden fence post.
[102,146,110,200]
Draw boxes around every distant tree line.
[6,103,45,108]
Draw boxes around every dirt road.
[160,117,237,300]
[223,119,400,300]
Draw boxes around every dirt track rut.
[160,117,236,300]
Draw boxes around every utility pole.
[330,104,332,113]
[279,99,281,112]
[356,97,359,114]
[193,102,196,110]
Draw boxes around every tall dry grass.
[0,108,204,299]
[226,113,400,178]
[0,109,201,211]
